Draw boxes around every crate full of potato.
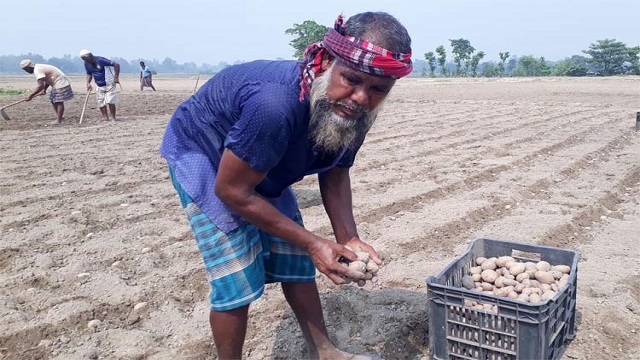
[426,238,578,360]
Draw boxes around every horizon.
[2,0,639,65]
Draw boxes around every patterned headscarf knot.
[299,14,413,100]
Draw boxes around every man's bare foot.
[317,349,376,360]
[51,120,62,125]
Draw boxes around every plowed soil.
[1,74,639,359]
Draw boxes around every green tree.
[626,46,640,75]
[582,39,629,75]
[552,58,588,76]
[285,20,328,59]
[481,62,500,77]
[498,52,510,76]
[435,45,447,77]
[424,51,437,77]
[469,51,485,77]
[449,38,475,76]
[514,55,548,76]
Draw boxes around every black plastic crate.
[426,238,578,360]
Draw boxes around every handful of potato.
[339,246,380,287]
[461,256,571,304]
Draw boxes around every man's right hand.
[86,84,92,91]
[307,239,366,284]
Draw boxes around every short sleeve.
[33,67,46,80]
[224,85,294,173]
[97,57,115,67]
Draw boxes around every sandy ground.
[1,74,639,360]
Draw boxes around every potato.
[469,266,482,275]
[496,256,515,268]
[348,260,367,273]
[529,293,542,304]
[535,261,551,272]
[551,265,571,274]
[539,283,552,292]
[534,271,555,285]
[366,261,379,274]
[480,258,497,270]
[524,262,537,271]
[462,275,475,290]
[516,272,530,282]
[541,290,556,301]
[481,282,494,291]
[475,257,487,266]
[517,293,529,302]
[509,263,526,276]
[481,270,498,283]
[355,251,370,263]
[494,276,506,288]
[471,273,482,282]
[550,270,563,280]
[508,291,519,299]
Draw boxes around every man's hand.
[307,238,367,285]
[86,83,92,91]
[343,236,383,265]
[113,76,120,84]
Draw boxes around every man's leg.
[282,282,333,358]
[209,305,249,359]
[108,104,117,121]
[99,106,109,120]
[140,80,143,91]
[54,102,64,122]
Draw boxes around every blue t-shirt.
[159,60,365,232]
[84,56,115,87]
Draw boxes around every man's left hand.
[342,237,383,265]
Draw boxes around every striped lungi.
[49,85,74,103]
[168,166,316,311]
[141,76,153,87]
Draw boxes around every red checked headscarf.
[300,14,413,100]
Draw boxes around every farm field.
[1,74,639,359]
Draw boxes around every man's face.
[23,67,34,74]
[308,61,393,153]
[81,54,94,63]
[324,60,395,119]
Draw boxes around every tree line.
[0,54,240,75]
[3,22,638,78]
[284,21,640,77]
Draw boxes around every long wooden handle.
[79,91,91,124]
[0,98,27,110]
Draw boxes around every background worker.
[139,61,156,91]
[160,11,412,359]
[20,59,74,124]
[79,49,120,121]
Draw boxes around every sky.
[2,0,639,65]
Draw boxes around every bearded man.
[159,12,412,359]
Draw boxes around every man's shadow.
[293,188,323,209]
[271,286,429,359]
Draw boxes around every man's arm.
[112,62,120,84]
[215,149,363,284]
[319,167,382,264]
[85,74,93,91]
[25,79,46,101]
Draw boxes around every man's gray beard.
[308,66,382,153]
